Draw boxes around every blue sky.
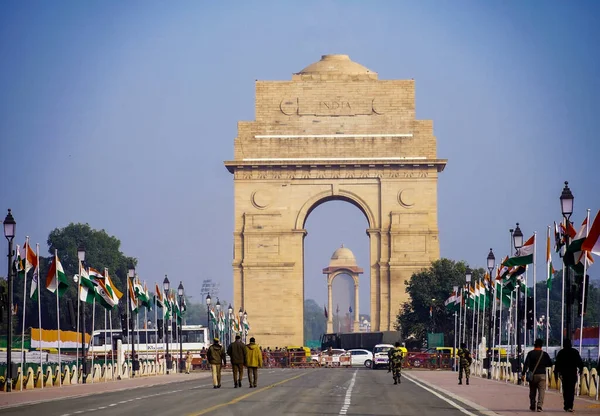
[1,1,599,316]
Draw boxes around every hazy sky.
[1,1,599,317]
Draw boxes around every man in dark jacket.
[523,338,553,412]
[554,338,584,412]
[227,335,247,388]
[207,337,227,388]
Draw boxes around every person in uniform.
[207,337,226,388]
[227,334,247,388]
[457,343,472,385]
[245,337,263,388]
[554,338,584,412]
[388,342,404,384]
[185,351,193,374]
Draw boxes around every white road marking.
[339,370,357,415]
[403,373,495,416]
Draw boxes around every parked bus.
[89,325,209,359]
[321,331,403,352]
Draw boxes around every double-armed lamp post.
[4,209,16,392]
[205,293,212,340]
[486,248,495,379]
[465,267,472,351]
[512,223,524,385]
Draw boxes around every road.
[3,368,484,416]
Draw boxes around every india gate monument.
[225,54,447,347]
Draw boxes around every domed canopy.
[329,244,357,267]
[297,54,376,76]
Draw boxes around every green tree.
[304,299,326,345]
[396,258,485,346]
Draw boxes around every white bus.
[89,325,209,359]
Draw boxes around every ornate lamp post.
[486,248,495,379]
[128,265,137,376]
[215,299,221,342]
[78,243,86,383]
[560,181,574,342]
[177,281,184,373]
[227,304,233,348]
[205,293,212,341]
[163,275,171,373]
[513,223,524,384]
[465,267,472,351]
[4,209,16,392]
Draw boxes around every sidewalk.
[406,370,600,415]
[0,371,212,409]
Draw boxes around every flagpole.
[578,209,590,355]
[454,310,457,372]
[462,286,467,346]
[533,232,537,341]
[109,310,114,380]
[91,298,95,384]
[36,244,42,389]
[53,250,62,387]
[76,244,81,379]
[475,280,479,356]
[499,279,503,346]
[154,287,158,365]
[561,218,566,349]
[104,308,107,382]
[20,239,29,391]
[458,287,462,352]
[126,276,130,373]
[471,285,476,353]
[546,225,551,352]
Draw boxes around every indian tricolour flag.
[546,228,555,290]
[503,235,535,267]
[582,210,600,256]
[95,279,117,310]
[104,271,123,304]
[78,264,97,304]
[127,278,138,313]
[45,252,69,296]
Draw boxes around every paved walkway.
[406,370,600,415]
[0,371,212,409]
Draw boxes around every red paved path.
[0,371,212,408]
[406,370,600,415]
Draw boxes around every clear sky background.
[1,1,599,317]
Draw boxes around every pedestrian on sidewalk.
[227,334,247,388]
[185,351,193,374]
[457,343,472,385]
[554,338,583,413]
[245,337,263,388]
[207,337,226,388]
[522,338,553,412]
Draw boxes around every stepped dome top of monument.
[297,54,376,76]
[329,244,357,267]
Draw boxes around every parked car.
[371,344,394,369]
[347,349,373,368]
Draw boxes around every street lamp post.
[205,294,212,340]
[4,209,16,392]
[560,181,574,342]
[163,276,171,373]
[243,311,248,343]
[513,223,524,385]
[129,266,137,376]
[177,281,185,373]
[227,304,233,349]
[78,243,86,383]
[238,307,243,342]
[465,267,472,352]
[215,299,221,343]
[486,248,495,379]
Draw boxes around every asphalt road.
[3,368,485,416]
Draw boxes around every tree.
[304,299,326,345]
[396,258,486,346]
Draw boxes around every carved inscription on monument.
[280,98,385,116]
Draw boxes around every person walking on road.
[207,337,227,388]
[245,337,263,388]
[185,351,193,374]
[227,334,247,388]
[522,338,553,412]
[554,338,584,412]
[388,342,404,385]
[457,343,472,385]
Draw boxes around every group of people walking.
[456,338,588,413]
[206,335,263,389]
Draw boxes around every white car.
[372,344,394,369]
[347,349,373,368]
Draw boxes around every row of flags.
[445,209,600,312]
[209,306,250,334]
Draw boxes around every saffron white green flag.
[78,265,97,304]
[95,279,117,310]
[503,235,535,267]
[45,252,69,296]
[582,210,600,256]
